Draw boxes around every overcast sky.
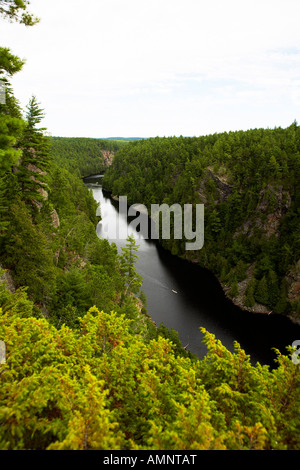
[2,0,300,138]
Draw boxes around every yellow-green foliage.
[0,294,299,450]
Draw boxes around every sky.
[1,0,300,138]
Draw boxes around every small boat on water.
[172,289,178,294]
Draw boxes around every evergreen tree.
[244,277,256,308]
[17,96,51,209]
[0,47,25,177]
[0,48,25,231]
[255,276,269,305]
[274,279,288,314]
[267,269,280,309]
[228,276,239,298]
[119,235,143,296]
[3,201,56,302]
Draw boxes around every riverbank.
[185,254,300,326]
[88,180,300,366]
[103,187,300,326]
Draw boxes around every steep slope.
[102,126,300,323]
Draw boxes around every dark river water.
[85,175,300,367]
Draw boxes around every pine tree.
[255,276,269,305]
[244,277,256,308]
[17,96,52,209]
[228,276,239,298]
[3,201,56,302]
[0,47,25,177]
[0,48,25,231]
[119,234,142,296]
[267,269,280,309]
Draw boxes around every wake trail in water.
[139,271,176,292]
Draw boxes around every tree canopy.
[103,130,300,320]
[0,292,299,450]
[0,2,299,452]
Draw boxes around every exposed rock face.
[198,168,233,204]
[101,150,114,167]
[25,161,50,209]
[223,264,270,314]
[27,163,47,176]
[37,187,49,200]
[0,266,16,294]
[51,209,60,228]
[256,185,291,237]
[197,175,296,319]
[237,185,291,239]
[206,169,233,201]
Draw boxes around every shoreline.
[100,186,300,327]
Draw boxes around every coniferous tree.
[3,201,56,302]
[255,276,269,305]
[17,96,52,209]
[244,277,256,308]
[0,48,25,175]
[0,48,25,231]
[120,234,143,296]
[228,276,239,298]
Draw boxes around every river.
[84,175,300,367]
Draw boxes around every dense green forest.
[50,136,127,178]
[0,1,299,451]
[102,130,300,322]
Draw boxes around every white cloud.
[2,0,300,136]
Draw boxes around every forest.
[0,0,299,452]
[102,130,300,321]
[49,136,127,178]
